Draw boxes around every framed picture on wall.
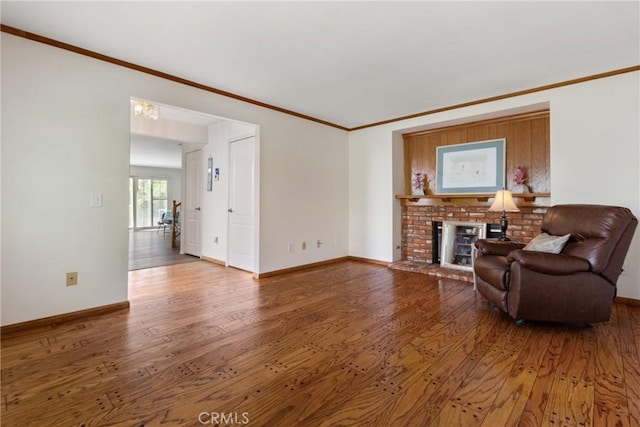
[207,157,213,191]
[436,138,505,194]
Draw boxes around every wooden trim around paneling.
[254,257,349,278]
[2,24,638,132]
[351,66,640,131]
[1,301,130,336]
[0,24,348,131]
[616,296,640,307]
[402,110,550,138]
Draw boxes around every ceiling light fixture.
[133,101,159,120]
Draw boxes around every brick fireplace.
[391,204,548,281]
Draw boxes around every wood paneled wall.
[403,111,550,194]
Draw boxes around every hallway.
[128,229,200,270]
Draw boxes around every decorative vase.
[512,184,530,194]
[412,187,425,196]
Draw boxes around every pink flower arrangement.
[513,165,527,186]
[412,171,425,190]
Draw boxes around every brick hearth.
[388,260,475,283]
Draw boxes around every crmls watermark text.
[198,412,250,425]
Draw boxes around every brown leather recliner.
[473,204,637,324]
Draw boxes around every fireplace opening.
[432,222,443,264]
[432,221,501,268]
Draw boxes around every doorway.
[128,98,258,272]
[128,98,208,270]
[228,136,256,271]
[182,149,203,257]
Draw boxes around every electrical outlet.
[317,240,323,248]
[214,236,219,244]
[302,241,307,250]
[66,272,78,286]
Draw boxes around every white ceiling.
[129,134,183,170]
[2,1,639,129]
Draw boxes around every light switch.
[90,193,103,207]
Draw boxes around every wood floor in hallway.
[2,260,640,426]
[128,229,200,271]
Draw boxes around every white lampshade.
[489,189,520,212]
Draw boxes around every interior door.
[228,136,255,272]
[183,149,202,257]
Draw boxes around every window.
[129,177,169,230]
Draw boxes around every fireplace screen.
[440,221,486,271]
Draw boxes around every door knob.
[228,208,234,213]
[195,207,201,211]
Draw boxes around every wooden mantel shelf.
[395,192,551,206]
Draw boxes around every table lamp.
[488,189,520,241]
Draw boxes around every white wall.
[349,71,640,299]
[129,165,183,207]
[2,36,131,325]
[348,128,396,263]
[1,34,349,325]
[259,119,349,272]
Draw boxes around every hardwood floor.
[128,229,200,271]
[2,261,640,426]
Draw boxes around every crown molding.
[0,24,349,131]
[2,24,638,132]
[350,65,640,131]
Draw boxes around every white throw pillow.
[523,233,571,254]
